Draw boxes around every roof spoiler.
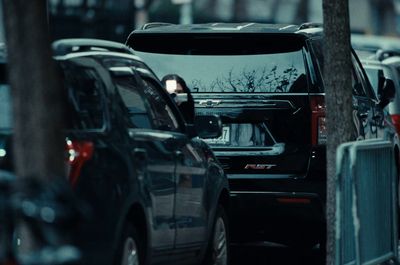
[141,22,174,30]
[52,38,135,56]
[298,22,322,30]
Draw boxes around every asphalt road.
[231,244,325,265]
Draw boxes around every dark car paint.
[126,24,398,247]
[0,51,229,265]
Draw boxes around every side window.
[364,67,385,97]
[114,76,152,129]
[141,78,181,132]
[351,66,366,97]
[64,66,107,130]
[352,54,375,99]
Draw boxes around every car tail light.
[310,96,326,145]
[391,114,400,135]
[66,139,94,186]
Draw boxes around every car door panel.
[130,131,177,251]
[175,140,208,248]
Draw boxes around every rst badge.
[244,164,277,170]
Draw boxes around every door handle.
[134,148,147,161]
[174,151,184,162]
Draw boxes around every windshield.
[135,51,307,93]
[0,84,12,130]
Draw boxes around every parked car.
[353,40,400,137]
[352,34,400,54]
[126,23,399,248]
[0,39,230,265]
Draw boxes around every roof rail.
[298,22,323,30]
[375,49,400,61]
[141,22,174,30]
[52,38,135,56]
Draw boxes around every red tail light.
[391,114,400,135]
[65,139,94,186]
[310,96,326,145]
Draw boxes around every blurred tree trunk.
[3,0,65,180]
[294,0,309,23]
[322,0,353,265]
[3,0,65,255]
[233,0,247,21]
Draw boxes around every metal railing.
[336,139,398,265]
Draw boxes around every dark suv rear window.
[132,34,307,93]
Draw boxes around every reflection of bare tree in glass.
[190,66,299,93]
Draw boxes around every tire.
[115,224,143,265]
[203,205,229,265]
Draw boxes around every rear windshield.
[132,34,307,93]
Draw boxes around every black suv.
[0,39,229,265]
[126,23,398,247]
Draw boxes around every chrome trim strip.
[227,174,296,179]
[193,92,325,96]
[237,23,255,30]
[55,51,143,62]
[230,191,319,197]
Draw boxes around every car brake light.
[65,139,94,186]
[310,96,326,145]
[391,114,400,135]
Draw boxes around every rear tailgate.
[195,93,312,176]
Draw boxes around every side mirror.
[378,77,396,108]
[194,115,222,139]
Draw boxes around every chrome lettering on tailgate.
[244,164,277,170]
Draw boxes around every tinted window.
[135,52,307,93]
[133,35,307,93]
[114,76,152,129]
[64,67,107,130]
[364,67,385,96]
[141,78,180,132]
[352,55,375,98]
[310,38,373,98]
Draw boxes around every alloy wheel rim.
[213,217,227,265]
[121,237,139,265]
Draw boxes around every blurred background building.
[42,0,400,42]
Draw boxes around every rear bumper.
[228,175,325,246]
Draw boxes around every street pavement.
[231,244,325,265]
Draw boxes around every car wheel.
[116,225,142,265]
[204,205,229,265]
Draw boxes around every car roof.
[130,22,323,37]
[52,38,136,57]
